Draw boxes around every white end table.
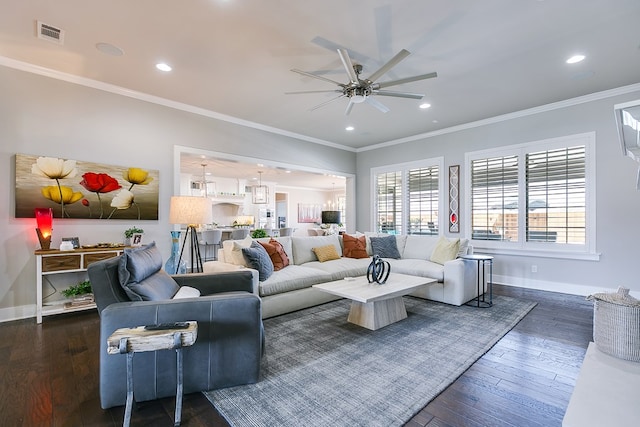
[107,322,198,427]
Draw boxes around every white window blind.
[373,159,442,235]
[471,155,519,241]
[407,166,439,235]
[526,146,586,244]
[376,171,402,234]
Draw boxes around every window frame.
[371,157,445,235]
[464,132,597,260]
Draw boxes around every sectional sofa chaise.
[203,232,480,318]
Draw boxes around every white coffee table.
[313,274,437,330]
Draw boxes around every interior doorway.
[275,192,288,228]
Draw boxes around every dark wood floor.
[0,284,592,427]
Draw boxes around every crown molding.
[0,56,357,153]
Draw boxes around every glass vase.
[164,231,186,274]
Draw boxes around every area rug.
[204,295,536,426]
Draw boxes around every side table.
[107,322,198,427]
[460,254,494,308]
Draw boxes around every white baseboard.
[495,274,640,299]
[0,304,35,323]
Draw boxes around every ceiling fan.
[287,48,437,115]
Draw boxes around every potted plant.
[61,280,92,299]
[124,226,144,246]
[251,229,268,238]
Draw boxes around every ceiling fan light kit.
[288,48,437,115]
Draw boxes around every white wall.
[357,88,640,297]
[0,65,356,321]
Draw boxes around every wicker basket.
[587,287,640,362]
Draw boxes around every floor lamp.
[169,196,212,273]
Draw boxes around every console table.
[35,247,125,323]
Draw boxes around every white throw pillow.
[230,235,254,266]
[172,286,201,299]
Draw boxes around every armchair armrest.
[172,269,258,295]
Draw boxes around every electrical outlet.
[531,265,538,273]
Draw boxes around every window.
[372,158,443,235]
[466,132,595,256]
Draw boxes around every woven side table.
[107,322,198,427]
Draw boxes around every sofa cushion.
[390,259,445,282]
[118,242,179,301]
[258,238,290,271]
[342,233,369,259]
[291,235,342,265]
[259,265,333,297]
[226,235,253,266]
[242,241,274,281]
[304,257,371,281]
[430,236,460,265]
[370,235,402,259]
[312,244,341,262]
[402,235,439,259]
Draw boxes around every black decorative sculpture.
[367,254,391,284]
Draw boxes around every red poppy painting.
[15,154,159,220]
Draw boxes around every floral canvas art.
[15,154,159,220]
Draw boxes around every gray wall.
[357,90,640,297]
[0,65,355,321]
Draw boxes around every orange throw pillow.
[258,239,290,271]
[343,234,369,259]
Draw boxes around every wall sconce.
[35,207,53,250]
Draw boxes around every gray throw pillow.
[118,241,179,301]
[242,241,274,281]
[369,235,402,259]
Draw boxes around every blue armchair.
[87,247,263,409]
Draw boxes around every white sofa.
[203,233,479,318]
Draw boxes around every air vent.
[37,21,64,45]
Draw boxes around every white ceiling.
[2,0,640,153]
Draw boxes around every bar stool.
[199,230,222,261]
[230,228,250,240]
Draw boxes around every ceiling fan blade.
[291,69,346,87]
[337,49,359,84]
[309,94,347,111]
[285,90,343,95]
[366,49,411,83]
[345,99,355,116]
[375,72,438,89]
[373,90,424,99]
[365,96,390,113]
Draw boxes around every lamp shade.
[35,207,53,250]
[169,196,212,225]
[321,210,341,224]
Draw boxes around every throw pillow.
[369,235,401,259]
[342,233,369,259]
[312,244,341,262]
[230,235,254,266]
[242,241,274,281]
[258,238,290,271]
[118,242,180,301]
[430,236,461,265]
[172,286,201,299]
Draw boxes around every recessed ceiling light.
[566,54,585,64]
[345,126,354,131]
[96,42,124,56]
[156,62,172,72]
[419,103,431,109]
